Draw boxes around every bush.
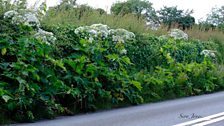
[0,37,64,122]
[134,43,222,102]
[126,34,220,71]
[0,16,142,123]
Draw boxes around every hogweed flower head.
[23,12,40,27]
[169,29,188,40]
[120,49,127,55]
[200,50,216,58]
[4,10,40,28]
[34,28,56,45]
[4,10,18,19]
[74,24,135,43]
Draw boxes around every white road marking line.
[173,112,224,126]
[192,116,224,126]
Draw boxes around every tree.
[111,0,154,19]
[110,0,160,29]
[96,8,106,15]
[158,6,183,29]
[158,6,195,30]
[57,0,77,10]
[206,6,224,26]
[177,15,195,30]
[111,1,132,16]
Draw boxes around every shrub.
[0,17,142,123]
[126,33,220,71]
[0,35,66,122]
[134,43,221,102]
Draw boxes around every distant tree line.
[110,0,224,32]
[110,0,195,30]
[2,0,224,32]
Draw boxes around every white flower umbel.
[88,37,94,43]
[112,35,125,43]
[169,29,188,40]
[120,49,127,55]
[74,24,135,43]
[34,28,56,45]
[4,9,56,45]
[109,29,135,43]
[200,50,216,58]
[90,24,109,33]
[3,10,18,19]
[11,15,25,25]
[23,12,40,27]
[4,10,40,28]
[74,26,87,34]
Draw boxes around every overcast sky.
[27,0,224,21]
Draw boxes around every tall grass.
[185,26,224,41]
[42,7,148,33]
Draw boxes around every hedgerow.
[1,9,224,124]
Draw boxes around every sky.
[27,0,224,21]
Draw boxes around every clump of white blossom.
[74,24,135,43]
[3,10,18,19]
[23,12,40,27]
[4,10,40,27]
[34,29,57,45]
[4,10,56,45]
[169,29,188,40]
[109,28,135,43]
[200,50,216,58]
[120,49,127,55]
[74,24,109,40]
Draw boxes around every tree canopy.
[158,6,195,30]
[111,0,155,19]
[206,6,224,26]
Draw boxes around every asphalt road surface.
[12,91,224,126]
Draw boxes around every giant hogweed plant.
[0,15,143,123]
[155,38,218,96]
[133,37,220,102]
[0,36,68,122]
[55,24,143,109]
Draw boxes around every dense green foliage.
[1,1,224,125]
[0,15,142,123]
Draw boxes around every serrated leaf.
[106,54,119,61]
[121,57,132,65]
[131,81,142,91]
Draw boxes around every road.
[13,91,224,126]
